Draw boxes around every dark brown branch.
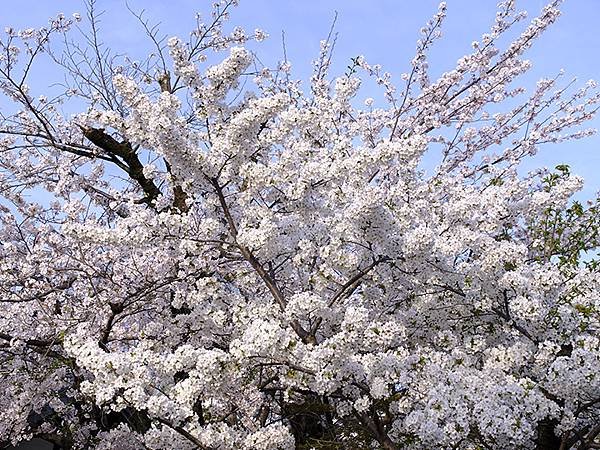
[155,417,212,450]
[0,332,54,348]
[355,411,398,450]
[165,160,189,213]
[0,332,68,361]
[0,277,75,304]
[308,257,388,340]
[207,175,311,343]
[80,126,162,206]
[492,289,539,344]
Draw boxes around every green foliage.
[531,165,600,269]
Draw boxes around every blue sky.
[2,0,599,199]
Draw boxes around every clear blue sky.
[2,1,599,200]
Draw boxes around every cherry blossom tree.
[1,1,599,449]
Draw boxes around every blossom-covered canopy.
[0,1,599,449]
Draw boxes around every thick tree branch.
[80,126,162,206]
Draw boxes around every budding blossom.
[253,28,268,42]
[0,1,599,449]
